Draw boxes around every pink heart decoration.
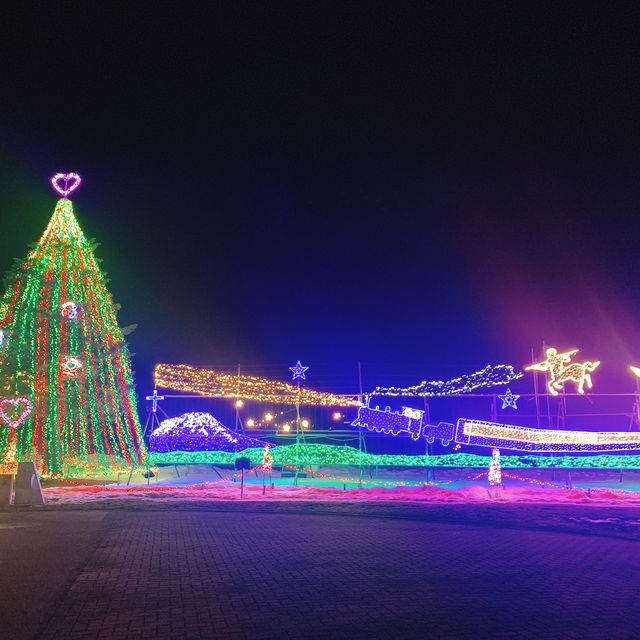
[0,397,32,428]
[51,172,82,198]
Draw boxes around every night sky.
[2,4,640,396]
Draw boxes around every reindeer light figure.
[526,347,600,396]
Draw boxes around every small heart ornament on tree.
[51,172,81,198]
[0,397,33,428]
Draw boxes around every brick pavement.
[30,509,640,639]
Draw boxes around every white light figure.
[61,301,79,320]
[488,448,502,498]
[497,388,519,409]
[526,347,600,396]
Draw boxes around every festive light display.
[148,412,274,453]
[0,176,145,475]
[0,396,32,428]
[261,444,273,473]
[50,172,81,198]
[351,396,454,443]
[488,448,501,485]
[455,418,640,452]
[148,443,640,469]
[497,388,519,409]
[61,301,79,319]
[146,389,164,413]
[372,364,523,396]
[154,363,359,406]
[526,347,600,396]
[60,356,83,378]
[289,360,308,380]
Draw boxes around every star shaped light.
[289,360,309,380]
[498,388,519,410]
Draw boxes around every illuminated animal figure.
[526,347,600,396]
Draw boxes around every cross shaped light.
[146,389,164,413]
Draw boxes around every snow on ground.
[42,464,640,505]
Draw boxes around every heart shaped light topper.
[51,172,81,198]
[0,397,32,428]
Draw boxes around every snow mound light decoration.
[148,412,276,453]
[0,174,146,475]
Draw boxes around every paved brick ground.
[28,509,640,639]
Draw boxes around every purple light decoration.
[289,360,308,380]
[455,418,640,453]
[51,172,82,198]
[146,389,164,413]
[148,411,276,453]
[351,397,454,444]
[497,388,519,410]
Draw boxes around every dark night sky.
[2,3,640,396]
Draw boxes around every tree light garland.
[372,364,523,396]
[154,363,359,406]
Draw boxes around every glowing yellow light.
[154,363,359,406]
[525,347,600,396]
[246,418,255,428]
[235,399,244,408]
[264,412,274,422]
[332,411,342,421]
[301,419,309,428]
[282,423,291,432]
[630,366,640,379]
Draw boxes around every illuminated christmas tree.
[0,173,146,475]
[488,448,501,486]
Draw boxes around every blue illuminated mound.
[148,412,275,453]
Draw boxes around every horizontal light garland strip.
[154,363,359,406]
[372,364,523,396]
[148,444,640,469]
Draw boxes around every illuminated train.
[351,397,640,453]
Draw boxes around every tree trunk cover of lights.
[0,174,146,476]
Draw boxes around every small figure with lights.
[488,447,502,497]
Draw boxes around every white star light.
[498,388,519,410]
[289,360,309,380]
